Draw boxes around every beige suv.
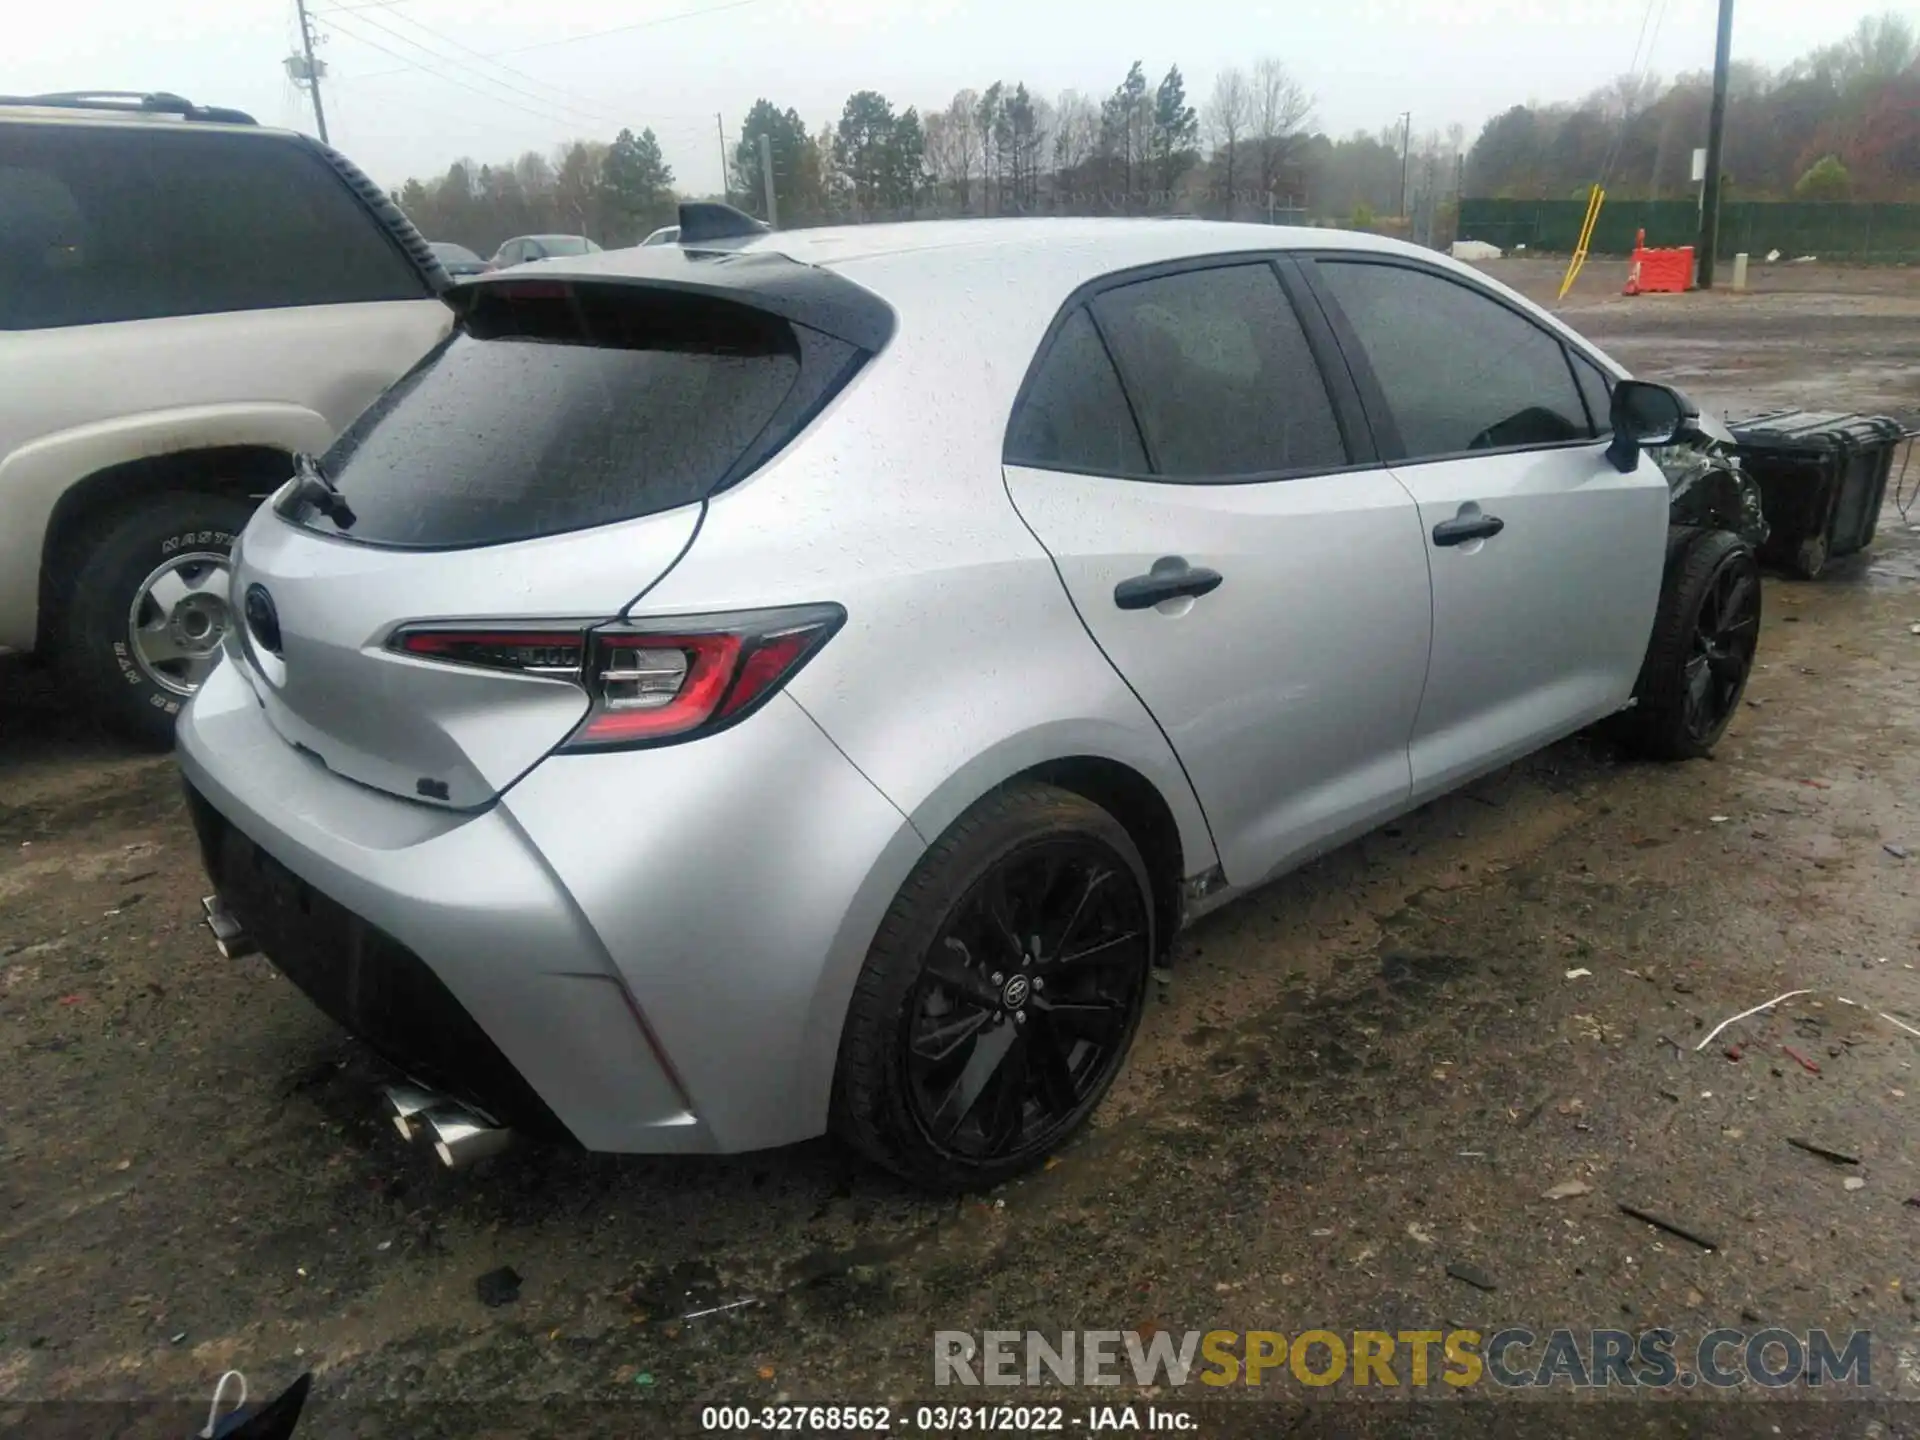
[0,91,453,744]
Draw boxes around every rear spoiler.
[445,247,895,354]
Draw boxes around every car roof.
[525,216,1442,316]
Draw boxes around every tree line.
[1465,13,1917,203]
[388,11,1914,254]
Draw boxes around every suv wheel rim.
[128,551,232,696]
[1683,552,1759,744]
[902,838,1148,1164]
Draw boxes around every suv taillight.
[391,605,844,751]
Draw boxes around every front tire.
[1617,528,1761,761]
[58,492,255,749]
[832,782,1155,1192]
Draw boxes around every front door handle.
[1432,513,1506,547]
[1114,559,1224,611]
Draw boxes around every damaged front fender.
[1650,440,1770,549]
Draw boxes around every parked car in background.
[183,207,1763,1192]
[486,233,601,270]
[640,225,679,247]
[428,240,488,278]
[0,90,453,744]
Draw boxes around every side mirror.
[1606,379,1697,472]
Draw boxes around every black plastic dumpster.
[1727,411,1910,579]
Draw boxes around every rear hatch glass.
[295,282,853,549]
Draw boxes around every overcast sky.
[10,0,1896,194]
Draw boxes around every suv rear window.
[0,123,428,330]
[304,283,855,548]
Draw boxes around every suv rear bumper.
[175,655,925,1155]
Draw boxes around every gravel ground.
[2,264,1917,1440]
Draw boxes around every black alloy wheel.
[902,837,1149,1163]
[1618,527,1762,761]
[1681,548,1761,748]
[833,783,1155,1191]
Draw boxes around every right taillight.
[390,604,844,752]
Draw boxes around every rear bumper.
[176,657,924,1154]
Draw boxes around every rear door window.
[1005,308,1149,474]
[0,123,428,330]
[1089,263,1348,479]
[307,284,853,548]
[1315,260,1590,460]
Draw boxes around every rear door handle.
[1114,559,1224,611]
[1432,513,1506,547]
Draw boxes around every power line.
[321,11,597,130]
[313,1,625,130]
[345,0,775,77]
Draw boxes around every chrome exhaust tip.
[383,1083,441,1141]
[201,894,255,959]
[422,1106,514,1169]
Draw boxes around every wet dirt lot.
[2,263,1918,1439]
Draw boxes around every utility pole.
[1696,0,1735,288]
[758,132,779,229]
[291,0,328,144]
[716,114,730,204]
[1397,111,1411,219]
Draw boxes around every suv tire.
[59,491,256,749]
[833,782,1155,1192]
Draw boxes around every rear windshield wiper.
[288,452,357,529]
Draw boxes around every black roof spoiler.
[447,248,895,354]
[677,201,771,245]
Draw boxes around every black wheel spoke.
[1034,996,1125,1046]
[981,1035,1030,1154]
[1052,928,1143,973]
[1048,866,1114,960]
[980,869,1026,964]
[1029,1016,1081,1114]
[923,940,1000,1009]
[929,1022,1019,1142]
[911,1008,993,1065]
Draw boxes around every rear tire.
[832,782,1155,1193]
[57,492,255,749]
[1616,527,1761,762]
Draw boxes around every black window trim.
[1001,250,1381,488]
[1296,251,1614,468]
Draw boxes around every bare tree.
[1052,90,1098,201]
[1206,67,1252,217]
[1250,58,1314,209]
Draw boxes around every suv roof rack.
[0,91,258,125]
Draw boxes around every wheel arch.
[36,445,292,653]
[1010,755,1187,963]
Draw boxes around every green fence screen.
[1457,199,1920,264]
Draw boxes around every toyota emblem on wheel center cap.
[1001,974,1031,1009]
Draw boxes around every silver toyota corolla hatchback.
[180,208,1761,1191]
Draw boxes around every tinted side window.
[1569,350,1615,435]
[1090,264,1346,478]
[1005,308,1148,474]
[1317,261,1590,460]
[0,124,427,330]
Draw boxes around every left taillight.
[389,604,844,751]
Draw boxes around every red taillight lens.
[389,605,843,752]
